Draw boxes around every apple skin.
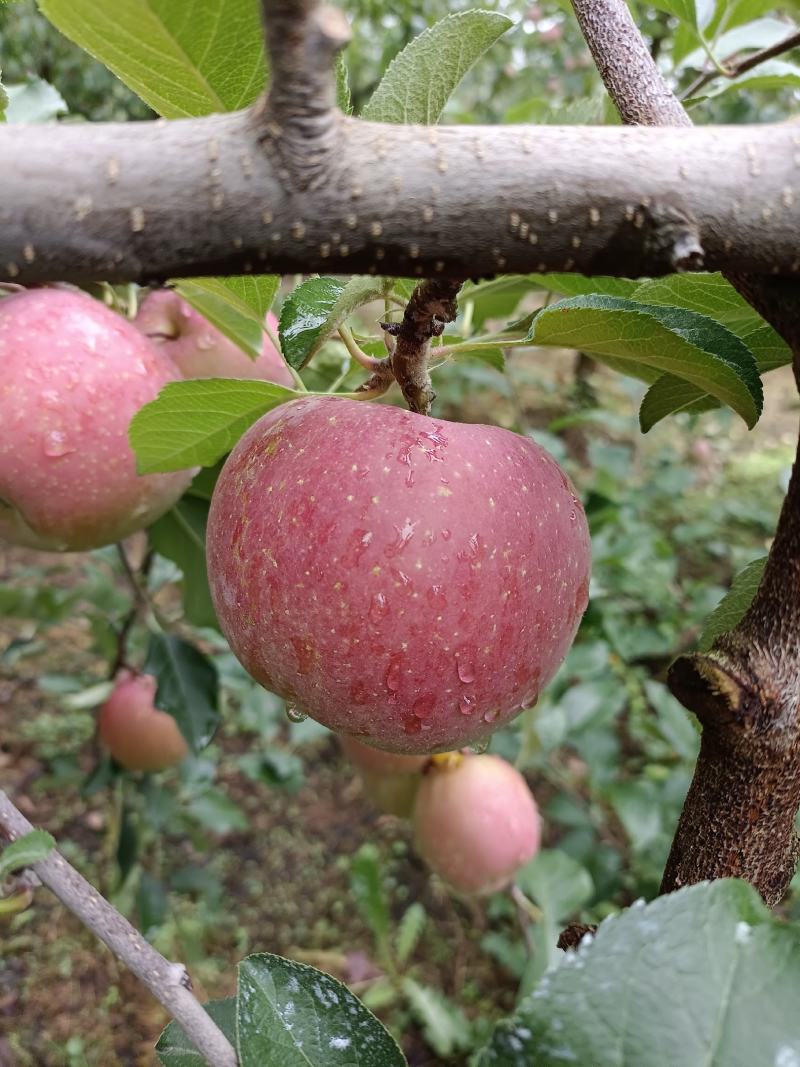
[0,289,195,551]
[412,754,541,895]
[135,289,294,387]
[340,735,428,817]
[98,671,189,772]
[206,394,591,754]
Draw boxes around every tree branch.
[682,29,800,102]
[0,791,238,1067]
[572,0,800,906]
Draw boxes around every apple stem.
[387,278,463,416]
[0,791,238,1067]
[338,325,384,372]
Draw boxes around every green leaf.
[279,276,390,371]
[187,788,248,834]
[0,71,7,122]
[649,0,709,29]
[395,902,426,966]
[37,0,266,118]
[532,295,763,429]
[236,953,406,1066]
[531,274,641,299]
[4,77,68,122]
[515,850,594,923]
[144,634,219,753]
[639,375,722,432]
[632,273,759,331]
[149,497,217,629]
[130,378,299,473]
[402,978,472,1058]
[0,830,55,882]
[362,10,512,124]
[350,844,390,950]
[479,880,800,1067]
[157,998,236,1066]
[335,52,352,115]
[699,557,767,652]
[173,277,280,361]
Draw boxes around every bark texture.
[572,0,800,906]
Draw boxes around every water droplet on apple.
[384,518,417,558]
[43,430,75,458]
[469,737,490,754]
[385,655,402,692]
[369,592,389,623]
[404,717,422,735]
[412,695,435,720]
[456,650,476,684]
[41,389,61,409]
[198,333,215,350]
[459,694,476,716]
[440,528,452,541]
[426,584,447,609]
[286,703,308,723]
[483,707,501,724]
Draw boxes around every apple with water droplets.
[340,734,428,817]
[206,394,590,754]
[135,289,294,386]
[413,753,541,895]
[99,670,189,772]
[0,289,195,551]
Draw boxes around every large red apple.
[98,671,189,772]
[135,289,294,386]
[413,754,541,895]
[0,289,195,551]
[206,395,590,753]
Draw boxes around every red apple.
[206,395,590,754]
[413,754,541,895]
[98,671,188,772]
[135,289,294,387]
[0,289,195,551]
[340,735,428,817]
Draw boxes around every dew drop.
[483,707,501,724]
[569,510,577,522]
[43,430,75,458]
[469,737,490,754]
[198,333,215,350]
[369,592,389,624]
[384,518,417,558]
[41,389,61,409]
[426,584,447,609]
[459,694,476,716]
[440,528,452,541]
[286,703,308,723]
[456,650,476,684]
[412,695,435,720]
[385,655,403,692]
[404,717,423,735]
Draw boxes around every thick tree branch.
[0,791,238,1067]
[572,0,800,905]
[6,115,800,284]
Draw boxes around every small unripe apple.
[98,671,188,772]
[206,395,590,754]
[413,754,541,895]
[135,289,294,386]
[0,289,195,551]
[340,735,428,817]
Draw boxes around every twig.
[681,28,800,101]
[338,325,383,372]
[0,791,238,1067]
[116,541,173,633]
[109,547,154,677]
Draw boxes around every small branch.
[0,791,237,1067]
[110,547,154,677]
[386,278,462,415]
[682,28,800,101]
[257,0,350,190]
[117,541,173,633]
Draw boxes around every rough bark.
[3,116,800,284]
[572,0,800,905]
